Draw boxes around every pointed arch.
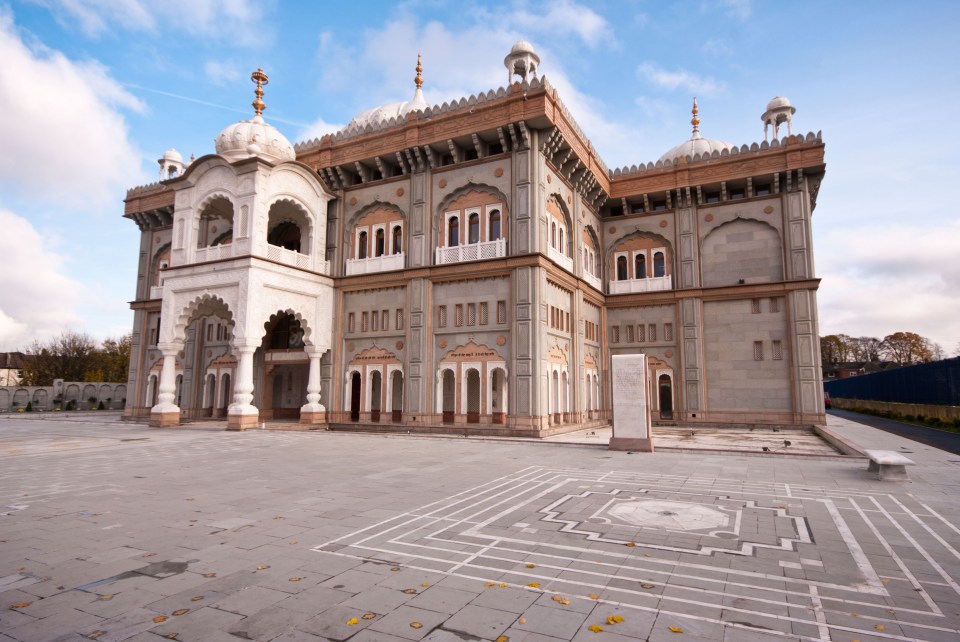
[174,294,235,341]
[701,218,783,286]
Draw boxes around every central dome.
[659,132,732,163]
[344,54,428,133]
[215,115,295,163]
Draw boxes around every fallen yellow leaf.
[172,609,190,616]
[485,582,497,587]
[289,540,298,544]
[496,636,510,642]
[526,563,536,568]
[588,624,604,633]
[421,582,430,587]
[190,596,203,602]
[668,626,684,633]
[610,615,624,623]
[203,573,216,578]
[402,588,417,594]
[588,593,600,600]
[346,617,359,626]
[880,579,891,583]
[518,616,527,624]
[272,516,284,520]
[851,613,859,617]
[498,583,508,588]
[527,582,541,588]
[641,583,655,589]
[552,595,564,603]
[562,598,570,605]
[874,625,886,631]
[10,602,32,609]
[625,542,636,547]
[410,622,423,629]
[164,634,178,640]
[256,565,270,570]
[87,631,104,639]
[289,577,302,582]
[362,613,376,620]
[886,609,896,615]
[391,567,401,571]
[152,615,168,623]
[97,594,114,601]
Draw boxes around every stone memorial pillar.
[609,354,654,452]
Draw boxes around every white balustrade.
[194,243,235,263]
[547,245,573,272]
[608,275,673,295]
[583,271,602,292]
[266,244,312,270]
[345,252,405,275]
[435,238,506,265]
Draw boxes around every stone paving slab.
[1,414,959,641]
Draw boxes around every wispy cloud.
[508,0,614,49]
[637,61,723,95]
[204,60,243,86]
[719,0,752,20]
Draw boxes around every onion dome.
[343,54,428,133]
[659,97,732,162]
[214,68,295,163]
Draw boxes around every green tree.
[820,334,851,365]
[20,332,131,385]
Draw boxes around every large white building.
[122,43,827,434]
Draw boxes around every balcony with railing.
[547,245,573,273]
[265,243,313,270]
[435,238,506,265]
[608,275,672,295]
[194,243,236,263]
[345,252,405,275]
[583,271,602,292]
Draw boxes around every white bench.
[864,450,915,481]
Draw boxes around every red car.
[824,391,832,410]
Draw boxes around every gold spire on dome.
[251,68,269,116]
[691,97,700,135]
[415,53,423,89]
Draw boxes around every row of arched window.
[446,209,502,247]
[615,251,667,281]
[357,225,403,259]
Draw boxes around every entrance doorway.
[658,374,673,420]
[350,372,361,422]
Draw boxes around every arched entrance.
[442,369,456,424]
[659,374,673,420]
[466,369,481,423]
[350,372,361,422]
[391,370,403,423]
[370,371,382,422]
[491,368,506,424]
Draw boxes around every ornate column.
[227,343,259,430]
[300,346,326,425]
[150,343,182,427]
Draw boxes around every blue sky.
[1,0,958,354]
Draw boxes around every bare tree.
[19,332,130,386]
[880,332,934,366]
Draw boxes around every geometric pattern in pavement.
[316,466,960,641]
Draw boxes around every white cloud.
[817,222,960,349]
[41,0,268,46]
[701,38,733,57]
[508,0,613,48]
[637,61,723,96]
[0,10,146,207]
[298,116,343,143]
[204,60,243,86]
[0,210,84,351]
[719,0,752,20]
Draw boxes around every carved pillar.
[227,343,259,430]
[301,346,326,424]
[150,343,182,427]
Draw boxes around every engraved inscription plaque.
[609,354,654,452]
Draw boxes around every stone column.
[227,343,259,430]
[150,343,182,427]
[300,347,326,425]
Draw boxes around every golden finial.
[251,68,269,116]
[415,53,423,89]
[691,97,700,135]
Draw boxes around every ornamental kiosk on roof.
[122,41,826,438]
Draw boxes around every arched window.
[616,256,628,281]
[635,254,647,279]
[358,231,368,259]
[654,251,665,277]
[489,210,501,241]
[551,222,557,248]
[468,213,480,244]
[392,225,402,254]
[375,229,385,257]
[448,217,459,247]
[558,227,565,256]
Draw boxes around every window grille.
[754,341,764,361]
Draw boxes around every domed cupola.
[214,68,295,163]
[343,55,429,133]
[504,39,541,83]
[761,95,796,142]
[659,98,732,163]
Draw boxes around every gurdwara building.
[122,43,827,434]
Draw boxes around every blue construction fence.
[824,358,960,406]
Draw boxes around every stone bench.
[864,449,915,481]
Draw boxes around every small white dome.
[659,132,732,163]
[511,39,536,55]
[215,115,295,163]
[766,96,792,111]
[162,148,183,162]
[344,88,428,133]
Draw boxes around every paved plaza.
[1,414,959,642]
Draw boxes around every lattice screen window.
[371,310,379,332]
[754,341,764,361]
[770,298,780,313]
[637,324,645,342]
[479,302,489,325]
[610,326,620,343]
[772,340,783,360]
[348,313,355,333]
[752,299,761,314]
[438,305,447,328]
[381,310,389,331]
[625,325,634,343]
[497,301,507,324]
[665,323,673,341]
[455,304,464,327]
[396,309,404,330]
[361,312,369,332]
[648,324,657,341]
[467,303,476,326]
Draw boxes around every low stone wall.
[832,398,960,422]
[0,381,127,412]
